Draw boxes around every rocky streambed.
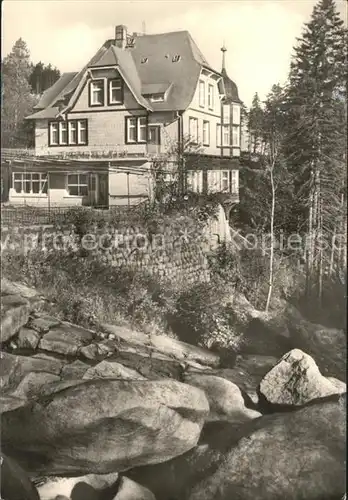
[0,278,346,500]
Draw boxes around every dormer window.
[208,84,214,110]
[150,93,165,102]
[172,55,181,62]
[108,78,123,105]
[90,80,104,106]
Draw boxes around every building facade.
[5,25,242,214]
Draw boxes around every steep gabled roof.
[27,29,223,118]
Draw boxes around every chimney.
[115,25,127,49]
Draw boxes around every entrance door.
[148,126,161,155]
[89,174,99,206]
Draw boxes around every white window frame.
[217,124,221,147]
[203,120,210,146]
[223,104,230,124]
[77,120,87,145]
[109,78,123,104]
[137,117,147,143]
[222,125,230,146]
[49,123,59,145]
[231,170,239,194]
[59,122,68,145]
[199,80,205,107]
[12,172,48,196]
[232,125,240,147]
[221,170,230,193]
[232,104,241,125]
[187,170,203,193]
[90,79,104,106]
[208,84,214,110]
[68,121,77,145]
[67,173,89,197]
[189,117,198,144]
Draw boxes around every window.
[49,120,87,146]
[223,125,230,146]
[208,84,214,109]
[231,170,239,194]
[203,120,210,146]
[109,79,123,104]
[13,173,47,195]
[172,55,181,62]
[90,80,104,106]
[232,104,241,125]
[50,123,59,145]
[141,57,148,64]
[59,122,68,145]
[69,121,77,145]
[150,94,165,102]
[67,174,88,196]
[187,170,203,193]
[199,80,205,107]
[138,117,147,142]
[217,124,221,147]
[78,120,87,145]
[223,104,230,124]
[189,117,198,143]
[232,126,240,147]
[125,116,147,143]
[221,170,230,192]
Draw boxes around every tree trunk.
[265,164,275,313]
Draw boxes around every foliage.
[29,62,60,94]
[1,38,38,147]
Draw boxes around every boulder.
[2,379,209,476]
[1,453,39,500]
[39,324,94,356]
[114,477,156,500]
[28,314,61,334]
[61,360,90,380]
[258,349,346,411]
[1,293,30,343]
[126,421,240,500]
[11,371,61,400]
[101,323,220,367]
[204,355,278,407]
[83,360,146,381]
[35,472,119,500]
[1,394,28,414]
[17,326,41,350]
[187,393,346,500]
[1,352,63,394]
[184,373,261,422]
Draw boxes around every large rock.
[184,373,261,422]
[114,477,156,500]
[39,323,94,356]
[204,355,278,406]
[186,393,346,500]
[83,360,146,381]
[1,293,30,343]
[101,323,220,367]
[17,326,41,350]
[1,352,63,394]
[1,379,209,476]
[258,349,346,411]
[286,309,346,379]
[61,360,90,380]
[1,453,40,500]
[35,472,119,500]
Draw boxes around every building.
[5,25,242,215]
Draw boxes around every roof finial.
[221,40,227,71]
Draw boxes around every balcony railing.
[1,146,166,162]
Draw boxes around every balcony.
[1,146,167,163]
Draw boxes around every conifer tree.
[284,0,347,299]
[1,38,38,147]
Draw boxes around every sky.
[2,0,347,107]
